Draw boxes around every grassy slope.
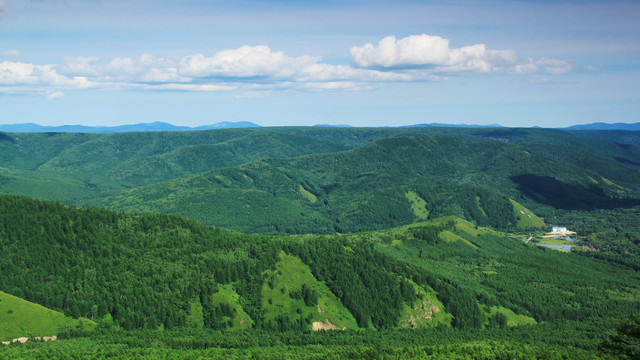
[510,199,545,230]
[262,252,358,330]
[374,218,531,310]
[482,305,537,327]
[0,291,95,341]
[439,230,478,248]
[210,284,254,330]
[398,281,452,328]
[405,191,429,220]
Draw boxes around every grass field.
[210,284,254,330]
[0,291,95,341]
[439,230,478,248]
[405,191,430,220]
[483,305,537,327]
[399,282,453,328]
[510,199,545,230]
[262,252,357,330]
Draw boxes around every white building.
[551,226,568,234]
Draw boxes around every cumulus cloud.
[0,61,93,88]
[1,49,20,58]
[59,54,188,84]
[48,45,409,94]
[351,34,569,75]
[0,36,572,98]
[351,35,451,68]
[178,46,319,79]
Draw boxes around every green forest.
[1,127,640,358]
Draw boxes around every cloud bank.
[350,34,571,74]
[0,34,572,98]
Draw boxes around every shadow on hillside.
[0,133,16,143]
[510,174,640,210]
[615,157,640,167]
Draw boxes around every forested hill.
[100,133,640,234]
[1,194,639,358]
[0,127,639,235]
[0,130,346,198]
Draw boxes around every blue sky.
[1,0,638,127]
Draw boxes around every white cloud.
[296,63,411,82]
[584,65,599,72]
[301,81,375,92]
[512,58,572,75]
[59,57,100,76]
[351,34,569,75]
[46,91,64,100]
[0,61,94,90]
[351,35,451,68]
[532,58,572,74]
[1,49,20,58]
[51,45,413,93]
[0,35,573,97]
[178,45,319,79]
[0,61,34,84]
[141,83,235,92]
[59,54,188,84]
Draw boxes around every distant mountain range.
[399,123,503,128]
[2,120,639,133]
[313,124,353,128]
[563,122,640,131]
[0,121,261,133]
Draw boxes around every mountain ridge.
[0,121,261,133]
[563,122,640,131]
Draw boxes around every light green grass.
[540,238,574,245]
[475,196,488,217]
[482,305,537,327]
[298,185,317,203]
[405,191,429,220]
[510,199,545,230]
[262,252,357,330]
[0,291,96,341]
[439,230,478,249]
[185,298,204,329]
[449,217,499,239]
[210,284,254,330]
[451,218,484,237]
[399,282,452,328]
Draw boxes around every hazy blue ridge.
[399,123,504,128]
[0,121,261,133]
[563,122,640,131]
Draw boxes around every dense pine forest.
[1,126,640,358]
